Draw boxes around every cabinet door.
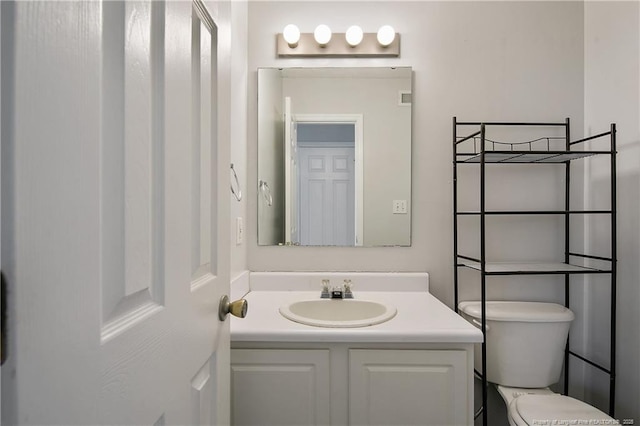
[349,349,470,426]
[231,349,331,426]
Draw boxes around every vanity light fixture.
[276,24,400,57]
[313,24,332,46]
[282,24,300,48]
[345,25,364,47]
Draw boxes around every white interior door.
[1,1,230,424]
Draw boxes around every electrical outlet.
[236,217,244,245]
[393,200,408,214]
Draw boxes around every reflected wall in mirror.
[258,67,412,247]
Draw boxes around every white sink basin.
[279,299,397,328]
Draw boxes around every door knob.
[218,295,248,321]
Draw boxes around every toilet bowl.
[459,301,614,425]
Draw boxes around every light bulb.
[345,25,363,47]
[377,25,395,47]
[283,24,300,48]
[314,24,332,46]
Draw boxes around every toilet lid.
[513,394,613,425]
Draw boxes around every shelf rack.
[452,117,617,425]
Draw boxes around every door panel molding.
[100,0,166,343]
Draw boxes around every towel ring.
[230,163,242,202]
[259,180,272,206]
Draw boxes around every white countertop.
[231,290,483,344]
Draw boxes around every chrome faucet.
[321,279,354,299]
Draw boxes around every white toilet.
[458,301,614,426]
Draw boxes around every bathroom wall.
[229,0,249,279]
[246,1,585,307]
[584,2,640,420]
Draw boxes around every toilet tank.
[458,301,574,388]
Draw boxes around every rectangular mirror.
[258,67,412,247]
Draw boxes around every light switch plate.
[236,217,244,245]
[393,200,408,214]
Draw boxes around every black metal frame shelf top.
[456,259,612,275]
[452,117,617,425]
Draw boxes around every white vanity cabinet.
[229,274,483,425]
[230,345,473,426]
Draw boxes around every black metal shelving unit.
[452,117,617,425]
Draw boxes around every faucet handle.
[343,279,353,298]
[320,279,331,298]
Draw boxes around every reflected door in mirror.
[298,122,356,246]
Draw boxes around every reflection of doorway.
[295,116,364,246]
[298,124,354,246]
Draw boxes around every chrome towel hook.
[230,163,242,202]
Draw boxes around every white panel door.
[298,147,355,246]
[1,1,230,424]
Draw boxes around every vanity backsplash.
[236,271,429,294]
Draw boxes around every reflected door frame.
[294,114,363,246]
